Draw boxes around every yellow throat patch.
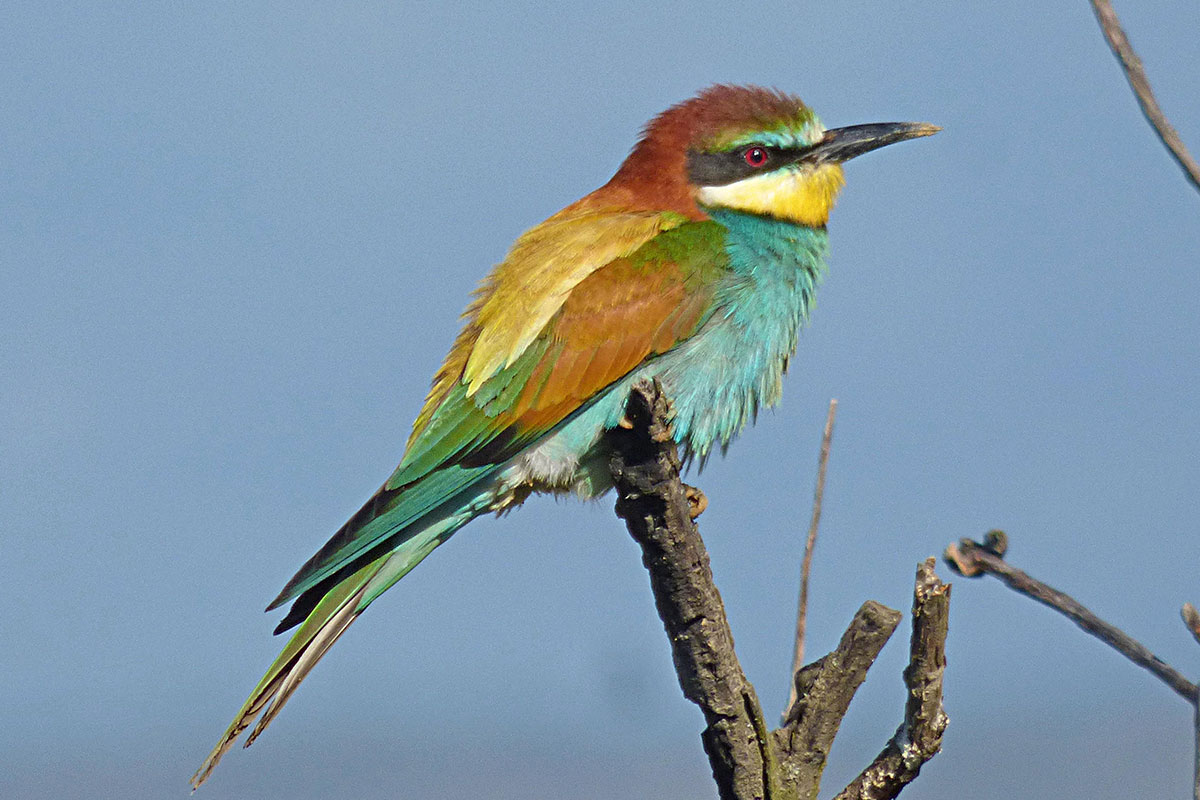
[696,163,845,227]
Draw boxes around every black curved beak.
[808,122,940,164]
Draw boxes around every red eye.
[743,146,769,167]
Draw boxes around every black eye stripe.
[686,145,812,187]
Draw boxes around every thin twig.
[945,532,1198,703]
[786,399,838,719]
[1088,0,1200,194]
[834,559,950,800]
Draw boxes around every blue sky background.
[3,3,1199,798]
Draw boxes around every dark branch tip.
[943,532,1008,578]
[942,541,982,578]
[981,529,1008,556]
[858,599,904,628]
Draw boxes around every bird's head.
[605,85,939,227]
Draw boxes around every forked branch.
[607,381,949,800]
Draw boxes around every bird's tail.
[189,519,455,790]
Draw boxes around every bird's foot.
[684,485,708,519]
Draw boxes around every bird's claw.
[684,485,708,519]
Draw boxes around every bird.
[191,84,937,788]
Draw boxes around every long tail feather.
[189,552,389,790]
[244,587,361,746]
[192,482,500,790]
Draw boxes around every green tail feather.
[270,463,500,612]
[190,523,451,790]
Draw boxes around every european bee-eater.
[192,84,937,788]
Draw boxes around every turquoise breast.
[511,210,830,497]
[650,209,829,460]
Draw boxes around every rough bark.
[607,381,949,800]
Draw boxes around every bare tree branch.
[944,532,1198,703]
[775,600,903,797]
[1088,0,1200,194]
[834,559,950,800]
[607,380,778,800]
[787,399,839,719]
[608,381,950,800]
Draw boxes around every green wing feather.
[270,218,728,610]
